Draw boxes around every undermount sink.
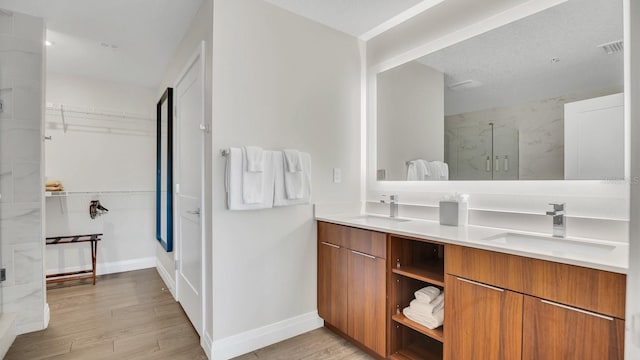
[483,232,616,256]
[346,215,411,224]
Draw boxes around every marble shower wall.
[0,10,45,334]
[445,88,622,180]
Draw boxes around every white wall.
[209,0,360,357]
[155,0,213,350]
[0,10,46,334]
[377,61,444,181]
[44,73,157,275]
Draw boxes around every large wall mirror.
[156,87,173,252]
[376,0,623,181]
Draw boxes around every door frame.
[172,41,206,335]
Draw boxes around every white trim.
[359,0,445,41]
[156,257,177,299]
[0,313,16,359]
[43,303,50,329]
[172,40,206,337]
[45,257,156,277]
[210,311,323,360]
[201,331,213,359]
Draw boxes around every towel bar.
[221,149,230,156]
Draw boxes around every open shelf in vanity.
[389,235,445,359]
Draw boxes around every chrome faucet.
[546,203,565,238]
[381,194,398,218]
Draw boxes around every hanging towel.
[225,147,275,210]
[241,147,264,204]
[282,149,304,199]
[283,149,303,172]
[407,160,431,181]
[244,146,264,172]
[415,286,441,303]
[274,151,311,207]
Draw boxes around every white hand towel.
[407,162,417,181]
[242,147,264,204]
[410,293,444,315]
[415,286,441,303]
[244,146,264,172]
[416,160,431,180]
[274,151,311,206]
[282,150,304,199]
[226,148,275,210]
[283,149,303,172]
[403,306,444,330]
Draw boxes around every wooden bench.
[45,233,102,285]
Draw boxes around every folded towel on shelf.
[415,286,441,303]
[46,185,64,192]
[283,149,303,172]
[274,151,311,207]
[225,147,275,210]
[46,180,62,187]
[403,306,444,330]
[243,146,264,172]
[410,293,444,315]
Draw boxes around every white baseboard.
[46,257,156,277]
[210,311,323,360]
[202,331,213,359]
[0,313,16,359]
[155,258,176,299]
[43,303,50,329]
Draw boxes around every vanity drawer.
[318,221,386,259]
[446,245,626,319]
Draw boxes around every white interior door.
[175,43,205,335]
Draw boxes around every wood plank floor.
[232,327,373,360]
[7,268,373,360]
[6,268,207,360]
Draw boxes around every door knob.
[187,208,201,216]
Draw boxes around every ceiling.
[263,0,425,37]
[0,0,203,87]
[414,0,624,115]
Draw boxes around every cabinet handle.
[321,241,340,249]
[540,299,614,321]
[351,250,376,260]
[456,277,504,292]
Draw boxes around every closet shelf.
[392,314,444,343]
[45,190,155,197]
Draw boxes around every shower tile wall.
[445,89,621,181]
[0,10,45,334]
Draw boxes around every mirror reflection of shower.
[445,122,519,180]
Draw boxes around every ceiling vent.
[598,40,623,55]
[447,79,482,91]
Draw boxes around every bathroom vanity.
[316,218,627,360]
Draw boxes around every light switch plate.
[333,168,341,183]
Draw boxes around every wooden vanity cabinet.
[387,235,445,360]
[317,238,348,334]
[317,222,387,358]
[444,275,523,360]
[522,296,624,360]
[445,244,626,360]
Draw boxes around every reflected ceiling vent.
[447,79,482,91]
[598,40,623,55]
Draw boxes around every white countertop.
[316,214,628,274]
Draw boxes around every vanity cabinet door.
[444,275,523,360]
[522,295,624,360]
[347,249,387,358]
[317,240,348,334]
